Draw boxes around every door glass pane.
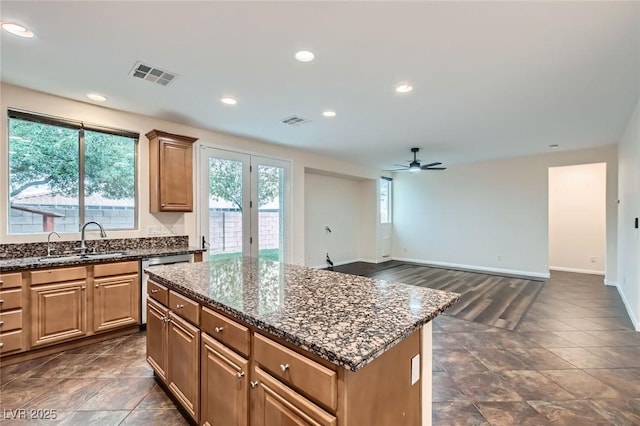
[208,158,244,261]
[257,165,284,261]
[84,130,136,230]
[8,118,79,233]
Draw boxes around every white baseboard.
[604,279,617,286]
[392,257,550,280]
[549,266,605,276]
[606,281,640,331]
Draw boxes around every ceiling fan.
[386,148,447,172]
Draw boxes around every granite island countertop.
[145,257,460,371]
[0,246,204,272]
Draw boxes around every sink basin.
[38,251,129,263]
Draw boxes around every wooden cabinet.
[146,284,200,423]
[26,261,141,351]
[252,366,337,426]
[168,311,200,422]
[0,272,25,355]
[201,333,249,426]
[146,129,198,212]
[30,277,87,348]
[147,297,169,382]
[93,261,140,332]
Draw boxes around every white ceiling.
[1,1,639,170]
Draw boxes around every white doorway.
[548,163,607,275]
[199,146,290,262]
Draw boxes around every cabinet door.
[201,333,248,426]
[94,273,140,332]
[168,312,200,422]
[160,140,193,212]
[252,367,336,426]
[146,299,169,382]
[31,281,87,347]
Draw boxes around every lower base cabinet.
[167,312,200,423]
[201,333,248,426]
[252,367,337,426]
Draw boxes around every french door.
[199,147,290,262]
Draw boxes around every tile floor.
[0,270,639,425]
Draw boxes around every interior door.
[200,147,290,262]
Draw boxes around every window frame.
[380,176,392,224]
[7,109,140,234]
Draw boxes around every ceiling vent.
[130,61,177,86]
[280,115,311,126]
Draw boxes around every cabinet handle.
[236,371,245,379]
[81,286,86,291]
[162,204,166,207]
[250,381,259,388]
[95,284,99,288]
[279,364,289,373]
[0,342,4,349]
[214,326,224,333]
[0,321,3,327]
[151,289,159,294]
[164,317,171,323]
[0,299,4,304]
[176,304,184,309]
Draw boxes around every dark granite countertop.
[145,257,460,371]
[0,246,204,272]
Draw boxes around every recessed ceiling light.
[86,93,107,102]
[395,83,413,93]
[549,144,559,149]
[322,110,336,118]
[1,22,35,38]
[221,97,237,105]
[295,50,315,63]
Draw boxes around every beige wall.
[392,146,618,280]
[304,171,377,267]
[0,83,381,265]
[549,163,607,275]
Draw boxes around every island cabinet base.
[146,281,434,426]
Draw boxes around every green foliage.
[208,159,281,211]
[9,119,135,200]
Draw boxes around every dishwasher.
[141,253,193,325]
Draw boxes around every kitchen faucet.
[77,221,107,255]
[46,231,61,257]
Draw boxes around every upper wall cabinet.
[146,130,198,212]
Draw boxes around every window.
[380,177,392,224]
[8,110,138,234]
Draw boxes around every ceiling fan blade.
[422,162,442,168]
[393,164,409,168]
[384,168,409,172]
[422,166,447,170]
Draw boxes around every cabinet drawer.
[201,306,250,357]
[0,288,22,311]
[31,266,86,285]
[0,309,22,332]
[0,329,23,354]
[0,272,22,289]
[169,291,199,325]
[148,280,168,306]
[254,333,337,410]
[94,261,138,277]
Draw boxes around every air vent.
[280,115,311,126]
[130,61,177,86]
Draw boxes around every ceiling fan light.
[409,162,421,171]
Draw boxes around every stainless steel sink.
[38,251,129,263]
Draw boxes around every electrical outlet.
[590,256,596,263]
[403,247,408,253]
[497,255,502,261]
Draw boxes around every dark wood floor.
[1,269,639,425]
[341,262,544,331]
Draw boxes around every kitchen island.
[145,257,459,426]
